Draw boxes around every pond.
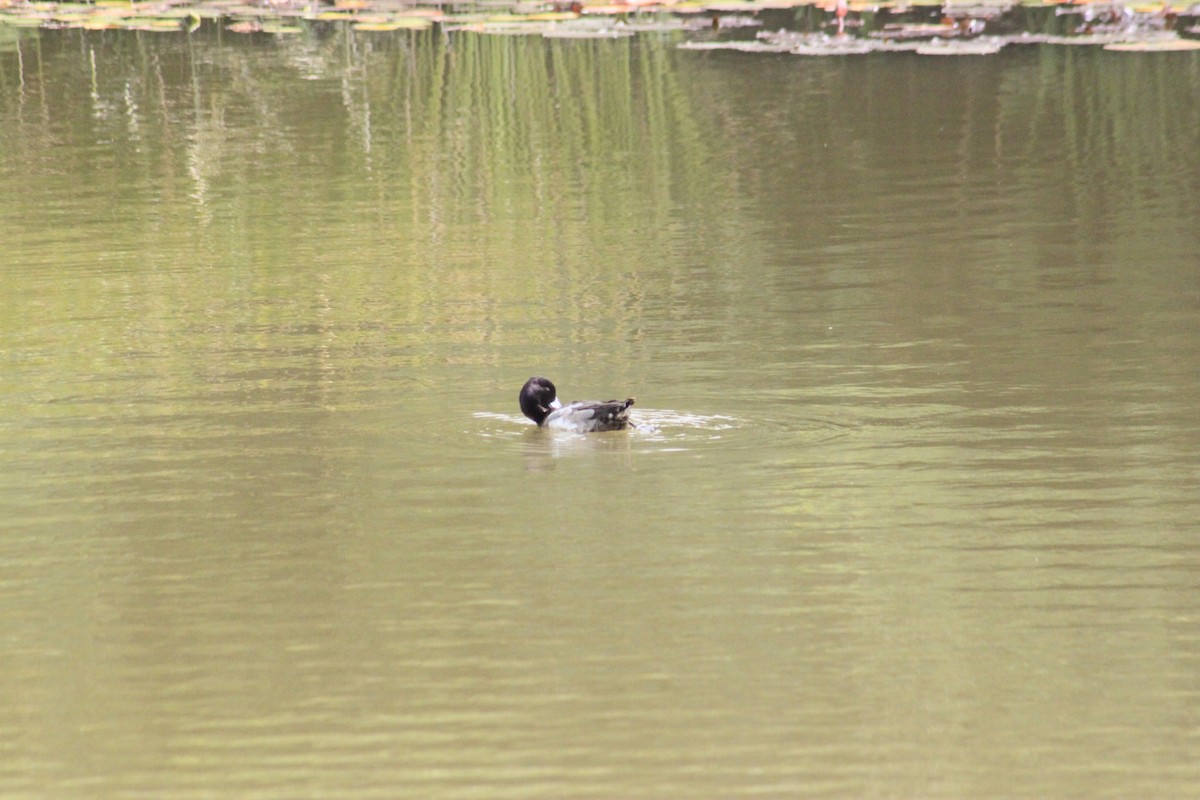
[2,25,1199,799]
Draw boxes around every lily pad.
[123,17,191,31]
[915,35,1006,52]
[708,13,764,27]
[0,12,53,26]
[1104,37,1200,50]
[792,37,874,53]
[703,0,816,8]
[78,16,120,29]
[613,17,691,30]
[678,39,792,50]
[578,3,645,13]
[871,21,958,38]
[261,21,303,33]
[542,24,635,35]
[228,18,301,33]
[1038,32,1132,44]
[353,17,435,29]
[446,19,551,33]
[521,10,581,20]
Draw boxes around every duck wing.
[547,398,635,432]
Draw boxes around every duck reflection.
[519,426,636,472]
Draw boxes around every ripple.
[472,409,854,452]
[628,409,739,446]
[473,409,737,439]
[471,411,530,440]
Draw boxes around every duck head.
[519,376,562,426]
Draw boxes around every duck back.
[544,398,635,432]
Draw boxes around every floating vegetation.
[226,19,304,33]
[688,13,762,28]
[913,34,1006,53]
[680,20,1199,55]
[1104,35,1200,48]
[0,0,448,34]
[352,19,435,30]
[791,33,874,53]
[0,0,1197,54]
[678,37,791,50]
[540,22,637,35]
[870,21,960,39]
[443,12,682,35]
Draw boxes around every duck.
[519,376,635,432]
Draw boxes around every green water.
[2,28,1200,798]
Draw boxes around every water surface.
[2,30,1200,798]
